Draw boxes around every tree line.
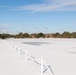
[0,31,76,39]
[15,32,45,38]
[0,32,45,39]
[0,34,14,39]
[53,32,76,38]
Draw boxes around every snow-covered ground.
[0,38,76,75]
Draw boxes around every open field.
[0,38,76,75]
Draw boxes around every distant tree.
[61,31,71,38]
[1,34,10,39]
[0,34,2,38]
[53,32,61,38]
[31,33,37,38]
[71,32,76,38]
[15,32,23,38]
[36,33,45,38]
[23,33,29,38]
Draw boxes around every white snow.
[0,38,76,75]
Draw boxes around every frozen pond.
[3,38,76,75]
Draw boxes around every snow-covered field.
[0,38,76,75]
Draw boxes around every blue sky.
[0,0,76,34]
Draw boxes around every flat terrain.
[0,38,76,75]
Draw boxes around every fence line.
[3,40,55,75]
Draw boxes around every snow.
[0,38,76,75]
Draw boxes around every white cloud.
[0,27,8,33]
[0,24,13,34]
[0,29,7,33]
[16,0,76,12]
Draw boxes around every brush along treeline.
[0,32,76,39]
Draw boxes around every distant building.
[31,34,37,38]
[45,34,53,38]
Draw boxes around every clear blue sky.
[0,0,76,34]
